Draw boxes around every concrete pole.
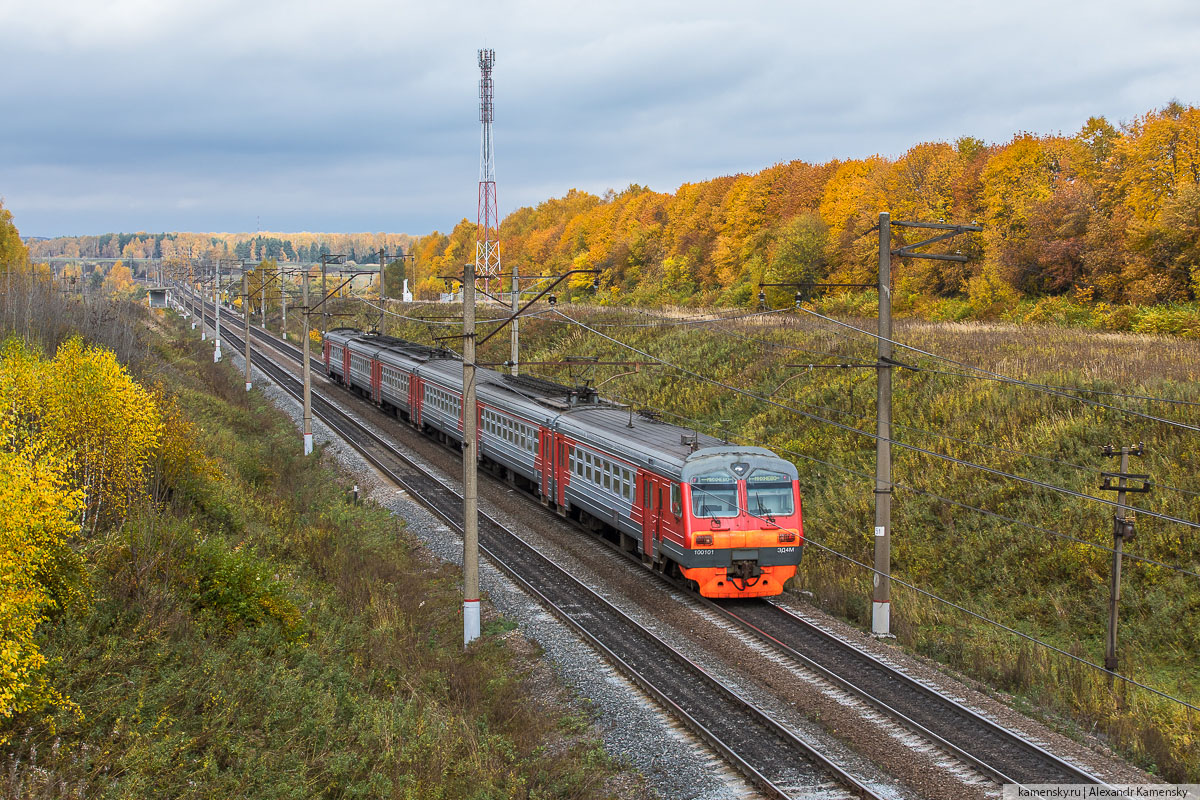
[214,262,222,362]
[281,267,288,340]
[189,260,197,329]
[510,262,519,376]
[261,266,267,330]
[379,248,387,336]
[462,262,480,646]
[1106,447,1130,676]
[302,271,313,455]
[243,272,252,392]
[321,257,328,334]
[872,211,894,638]
[200,262,207,341]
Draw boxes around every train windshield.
[746,471,794,518]
[690,472,739,518]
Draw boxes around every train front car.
[677,447,803,599]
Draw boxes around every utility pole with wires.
[873,213,981,637]
[243,271,253,392]
[462,261,480,646]
[199,261,207,341]
[873,212,894,637]
[302,270,313,455]
[1099,443,1151,679]
[213,259,222,363]
[510,262,519,375]
[319,253,346,334]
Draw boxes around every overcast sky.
[3,0,1199,238]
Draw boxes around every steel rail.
[711,599,1118,790]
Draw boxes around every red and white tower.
[476,49,501,294]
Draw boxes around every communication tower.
[476,49,501,295]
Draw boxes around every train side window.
[670,484,682,518]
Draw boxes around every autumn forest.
[21,101,1200,333]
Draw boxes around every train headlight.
[695,534,713,546]
[777,531,797,543]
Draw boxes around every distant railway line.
[190,293,1119,797]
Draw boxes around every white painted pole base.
[191,321,197,329]
[463,599,480,646]
[245,382,252,392]
[214,345,221,363]
[303,433,313,455]
[201,329,206,341]
[872,602,894,638]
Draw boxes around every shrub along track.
[204,303,888,800]
[200,298,1121,797]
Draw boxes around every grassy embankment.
[323,298,1200,782]
[3,309,632,799]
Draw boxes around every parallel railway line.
[192,296,1119,796]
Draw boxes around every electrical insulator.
[548,294,557,307]
[794,291,802,308]
[758,289,766,308]
[592,276,600,291]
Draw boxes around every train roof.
[323,330,797,482]
[555,405,726,476]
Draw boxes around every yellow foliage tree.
[9,338,163,532]
[0,449,84,730]
[102,261,136,297]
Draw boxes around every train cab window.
[670,484,682,518]
[690,472,739,518]
[746,471,795,517]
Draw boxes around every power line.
[907,364,1200,410]
[802,537,1200,713]
[550,309,1200,531]
[797,307,1200,433]
[562,305,796,329]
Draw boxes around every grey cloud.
[3,0,1200,236]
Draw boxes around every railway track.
[710,599,1108,787]
[193,297,1119,796]
[198,302,890,800]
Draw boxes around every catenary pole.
[199,261,207,341]
[510,261,519,376]
[872,211,894,637]
[462,262,480,646]
[214,260,222,362]
[302,270,313,455]
[243,271,252,392]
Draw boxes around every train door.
[409,376,421,427]
[341,347,351,380]
[641,474,663,559]
[557,438,571,508]
[539,429,554,502]
[372,361,382,404]
[323,341,330,369]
